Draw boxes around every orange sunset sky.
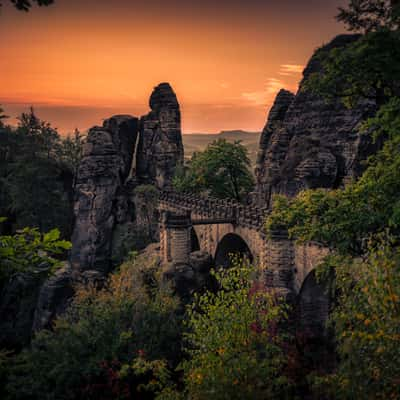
[0,0,347,134]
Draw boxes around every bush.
[5,254,181,400]
[313,238,400,399]
[179,261,292,400]
[0,223,71,288]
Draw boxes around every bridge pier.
[265,229,295,301]
[160,211,192,266]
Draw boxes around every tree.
[0,220,71,288]
[0,108,75,236]
[337,0,400,32]
[55,128,85,185]
[0,106,8,127]
[305,29,400,108]
[180,261,291,400]
[5,253,180,400]
[173,139,254,202]
[0,0,54,11]
[313,239,400,399]
[305,0,400,109]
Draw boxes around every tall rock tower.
[254,34,378,207]
[136,82,184,189]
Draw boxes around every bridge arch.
[214,233,254,268]
[297,270,330,336]
[190,227,200,252]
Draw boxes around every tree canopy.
[0,0,54,11]
[173,139,254,202]
[0,107,83,237]
[337,0,400,32]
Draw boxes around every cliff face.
[70,116,139,273]
[254,35,377,207]
[70,83,183,274]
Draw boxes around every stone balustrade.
[159,190,269,230]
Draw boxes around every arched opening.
[296,271,335,376]
[214,233,253,268]
[298,271,330,337]
[190,228,200,252]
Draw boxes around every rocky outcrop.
[254,89,295,204]
[71,83,183,274]
[254,35,377,206]
[32,263,74,332]
[164,250,213,300]
[70,115,139,274]
[137,83,184,189]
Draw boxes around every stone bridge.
[158,191,329,315]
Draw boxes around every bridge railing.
[159,190,270,231]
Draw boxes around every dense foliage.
[4,253,181,400]
[313,239,400,399]
[0,108,83,237]
[0,0,54,11]
[180,263,291,400]
[266,3,400,396]
[0,221,71,288]
[305,29,400,108]
[337,0,400,32]
[173,139,254,202]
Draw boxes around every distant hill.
[182,130,261,167]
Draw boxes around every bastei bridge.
[158,191,330,329]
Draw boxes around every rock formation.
[254,34,378,207]
[70,115,139,274]
[136,82,184,189]
[70,83,183,275]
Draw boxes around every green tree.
[337,0,400,32]
[0,108,75,236]
[313,239,400,399]
[0,221,71,288]
[55,128,84,185]
[5,253,181,400]
[0,0,54,11]
[305,30,400,108]
[180,261,291,400]
[173,139,254,202]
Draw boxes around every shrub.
[179,261,292,400]
[6,254,181,400]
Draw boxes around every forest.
[0,0,400,399]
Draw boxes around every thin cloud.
[242,78,286,105]
[279,64,304,76]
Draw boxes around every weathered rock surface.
[137,83,184,189]
[32,263,74,332]
[164,250,213,300]
[255,34,377,206]
[70,115,139,274]
[71,83,183,274]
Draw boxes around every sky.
[0,0,348,134]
